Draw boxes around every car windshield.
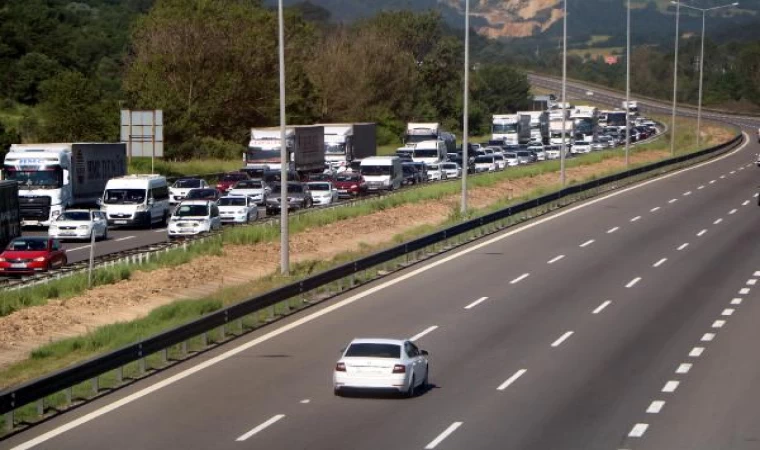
[335,174,360,182]
[271,184,303,194]
[175,204,209,217]
[308,183,330,191]
[443,163,456,169]
[517,151,531,157]
[361,165,391,176]
[58,211,90,221]
[427,164,440,170]
[325,143,346,154]
[505,153,517,158]
[345,343,401,358]
[218,197,247,206]
[475,156,494,163]
[8,238,48,251]
[221,174,247,182]
[104,189,146,205]
[186,189,216,199]
[4,168,63,189]
[234,181,262,189]
[413,149,439,158]
[173,179,202,188]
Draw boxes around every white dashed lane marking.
[714,218,723,225]
[629,423,649,438]
[653,258,667,268]
[626,277,642,288]
[712,320,726,328]
[464,297,489,310]
[668,198,678,204]
[547,255,565,264]
[580,239,595,248]
[662,381,680,393]
[551,331,574,348]
[690,347,705,357]
[676,363,692,374]
[592,301,612,314]
[677,243,689,251]
[607,227,620,234]
[729,209,737,215]
[647,401,665,414]
[650,207,661,212]
[497,369,527,391]
[722,308,735,316]
[510,273,530,284]
[697,229,707,237]
[701,333,715,342]
[630,216,641,222]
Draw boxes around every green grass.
[129,157,243,178]
[0,117,737,393]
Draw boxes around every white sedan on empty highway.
[333,338,429,397]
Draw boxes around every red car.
[333,173,368,199]
[216,172,250,194]
[0,237,67,275]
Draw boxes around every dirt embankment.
[0,147,712,368]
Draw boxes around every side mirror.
[339,347,346,354]
[420,350,429,356]
[148,198,155,206]
[96,198,103,206]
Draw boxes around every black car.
[401,164,419,185]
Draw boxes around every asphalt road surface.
[4,80,760,450]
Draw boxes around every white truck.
[570,105,599,143]
[245,126,325,177]
[548,110,573,146]
[622,100,639,116]
[2,143,127,227]
[403,123,456,153]
[320,123,377,170]
[517,111,549,143]
[491,114,519,144]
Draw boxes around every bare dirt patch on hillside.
[0,147,711,368]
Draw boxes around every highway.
[4,79,760,450]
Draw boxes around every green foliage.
[472,64,533,114]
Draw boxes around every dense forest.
[0,0,758,162]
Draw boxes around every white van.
[411,140,446,165]
[100,174,170,227]
[360,156,403,191]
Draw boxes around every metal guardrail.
[0,126,743,435]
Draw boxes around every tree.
[8,52,62,104]
[36,70,117,142]
[472,64,532,115]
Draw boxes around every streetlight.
[560,0,567,186]
[670,0,681,157]
[461,0,470,214]
[277,0,289,274]
[625,0,631,167]
[676,1,739,150]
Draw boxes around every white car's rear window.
[345,343,401,358]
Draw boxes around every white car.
[217,196,258,224]
[473,155,497,172]
[48,209,108,241]
[307,181,339,206]
[426,163,448,181]
[227,179,269,206]
[168,200,222,239]
[503,152,519,167]
[493,154,508,170]
[571,141,591,154]
[441,162,461,178]
[169,178,208,205]
[333,338,429,397]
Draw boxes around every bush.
[167,137,245,161]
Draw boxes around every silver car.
[48,209,108,241]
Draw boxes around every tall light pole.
[670,0,681,157]
[678,1,739,150]
[625,0,631,167]
[560,0,567,186]
[278,0,289,274]
[461,0,470,214]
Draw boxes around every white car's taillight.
[392,364,406,374]
[335,362,346,372]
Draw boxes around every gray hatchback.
[265,182,313,216]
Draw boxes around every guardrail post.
[5,411,12,433]
[65,387,72,406]
[139,357,146,375]
[161,348,168,365]
[116,366,123,384]
[37,398,44,417]
[201,332,208,347]
[219,325,225,341]
[237,318,243,334]
[91,376,99,395]
[181,341,187,357]
[268,305,275,321]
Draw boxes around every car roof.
[349,338,406,346]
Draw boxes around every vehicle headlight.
[78,225,89,230]
[382,179,390,185]
[0,257,6,262]
[350,184,358,189]
[136,204,148,212]
[238,209,248,214]
[33,256,46,262]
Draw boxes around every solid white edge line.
[425,422,463,449]
[464,297,489,310]
[653,258,667,268]
[548,255,565,264]
[626,277,642,288]
[68,245,91,252]
[114,236,135,242]
[647,400,665,414]
[13,132,749,450]
[629,423,649,438]
[497,369,527,391]
[154,228,167,233]
[551,331,574,347]
[662,381,680,393]
[592,300,612,314]
[235,414,285,441]
[410,326,438,342]
[676,363,692,374]
[510,273,530,284]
